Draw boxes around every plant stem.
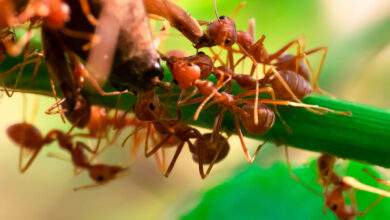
[1,54,390,168]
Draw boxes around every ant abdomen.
[7,122,43,149]
[240,104,275,135]
[191,133,230,164]
[269,70,312,100]
[275,54,311,81]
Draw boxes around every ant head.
[7,122,43,149]
[135,90,162,121]
[237,30,253,51]
[191,133,230,164]
[207,16,237,47]
[45,0,71,29]
[186,53,213,78]
[170,59,201,90]
[240,104,275,135]
[88,164,125,183]
[317,154,336,173]
[62,96,91,128]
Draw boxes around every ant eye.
[173,79,178,85]
[149,103,155,111]
[331,204,338,211]
[187,62,193,67]
[96,175,104,182]
[224,38,231,45]
[219,16,226,20]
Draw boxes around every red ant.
[164,53,336,162]
[317,154,390,219]
[7,122,127,189]
[233,16,329,97]
[128,89,226,178]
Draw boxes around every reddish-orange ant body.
[164,52,334,162]
[317,154,390,219]
[7,122,126,189]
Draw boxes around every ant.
[130,90,200,177]
[130,89,227,178]
[189,108,231,179]
[164,53,335,162]
[233,17,328,99]
[317,154,390,219]
[7,122,127,189]
[44,127,128,190]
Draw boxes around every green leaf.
[181,161,390,220]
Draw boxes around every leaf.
[181,161,390,220]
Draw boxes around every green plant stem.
[1,55,390,168]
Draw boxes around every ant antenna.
[213,0,220,21]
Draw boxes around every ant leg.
[226,47,235,71]
[46,152,70,162]
[45,98,66,115]
[267,66,302,103]
[248,18,256,41]
[359,195,384,217]
[79,0,98,25]
[72,56,128,96]
[231,2,246,18]
[130,127,141,159]
[197,110,226,178]
[284,146,321,195]
[267,38,303,62]
[19,147,43,173]
[244,98,351,116]
[362,168,390,187]
[49,79,66,122]
[234,55,247,69]
[145,134,172,157]
[0,57,41,96]
[164,142,185,177]
[304,47,330,94]
[193,75,232,120]
[234,35,266,69]
[121,125,146,148]
[209,47,226,66]
[144,123,151,156]
[342,176,390,197]
[177,88,199,106]
[2,30,34,57]
[232,114,253,163]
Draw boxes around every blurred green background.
[0,0,389,219]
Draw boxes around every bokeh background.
[1,0,390,219]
